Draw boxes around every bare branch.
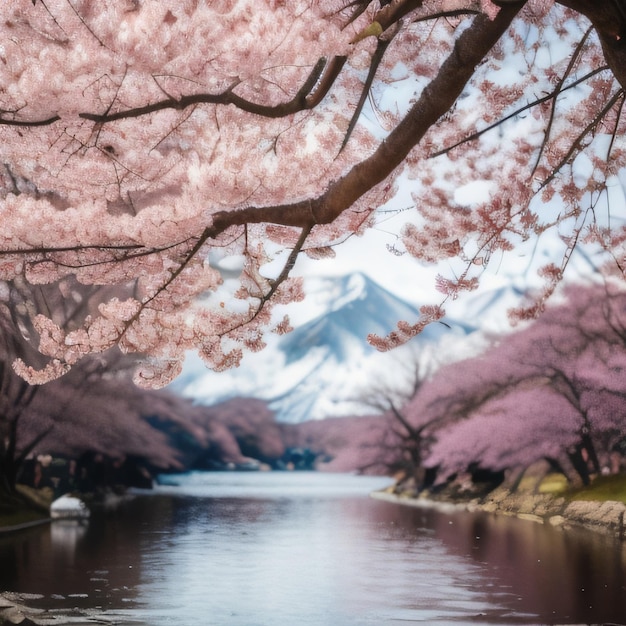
[0,114,61,127]
[531,26,594,175]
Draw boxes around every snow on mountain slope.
[172,272,478,423]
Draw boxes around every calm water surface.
[1,472,626,625]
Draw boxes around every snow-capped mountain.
[172,272,478,423]
[280,272,468,362]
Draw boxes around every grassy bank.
[383,472,626,539]
[0,486,54,533]
[0,507,49,534]
[568,474,626,504]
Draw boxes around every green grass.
[537,473,569,495]
[519,472,626,502]
[568,474,626,504]
[513,472,569,495]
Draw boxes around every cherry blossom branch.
[336,0,379,27]
[206,5,523,236]
[357,0,425,38]
[531,26,594,176]
[8,0,617,386]
[0,114,61,127]
[93,221,311,369]
[603,89,626,161]
[429,65,609,159]
[340,36,394,152]
[510,196,606,323]
[37,239,196,270]
[69,2,437,133]
[218,224,314,339]
[557,0,626,88]
[412,8,481,23]
[539,86,624,189]
[137,229,213,310]
[263,225,312,306]
[62,0,108,48]
[0,243,145,256]
[78,57,347,124]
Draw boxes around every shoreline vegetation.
[3,472,626,539]
[373,473,626,540]
[3,470,626,526]
[0,486,55,536]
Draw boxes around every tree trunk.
[556,451,586,488]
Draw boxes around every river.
[1,472,625,625]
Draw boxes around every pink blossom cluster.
[0,1,623,383]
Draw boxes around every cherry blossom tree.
[0,275,142,498]
[409,282,626,488]
[1,0,625,385]
[27,371,200,468]
[424,385,584,486]
[0,301,41,498]
[357,351,443,483]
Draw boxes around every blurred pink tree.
[0,276,199,499]
[0,1,625,385]
[399,283,626,488]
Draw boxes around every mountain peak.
[279,272,424,363]
[327,272,369,311]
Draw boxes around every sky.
[288,178,611,330]
[286,41,626,329]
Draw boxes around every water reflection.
[1,473,625,625]
[128,495,489,625]
[50,519,88,557]
[421,506,626,624]
[0,511,143,612]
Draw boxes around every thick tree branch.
[557,0,626,87]
[207,5,522,235]
[370,0,425,33]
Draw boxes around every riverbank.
[372,483,626,539]
[0,486,54,538]
[0,592,105,626]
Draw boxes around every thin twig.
[340,37,392,152]
[531,27,594,175]
[539,87,624,189]
[430,66,609,158]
